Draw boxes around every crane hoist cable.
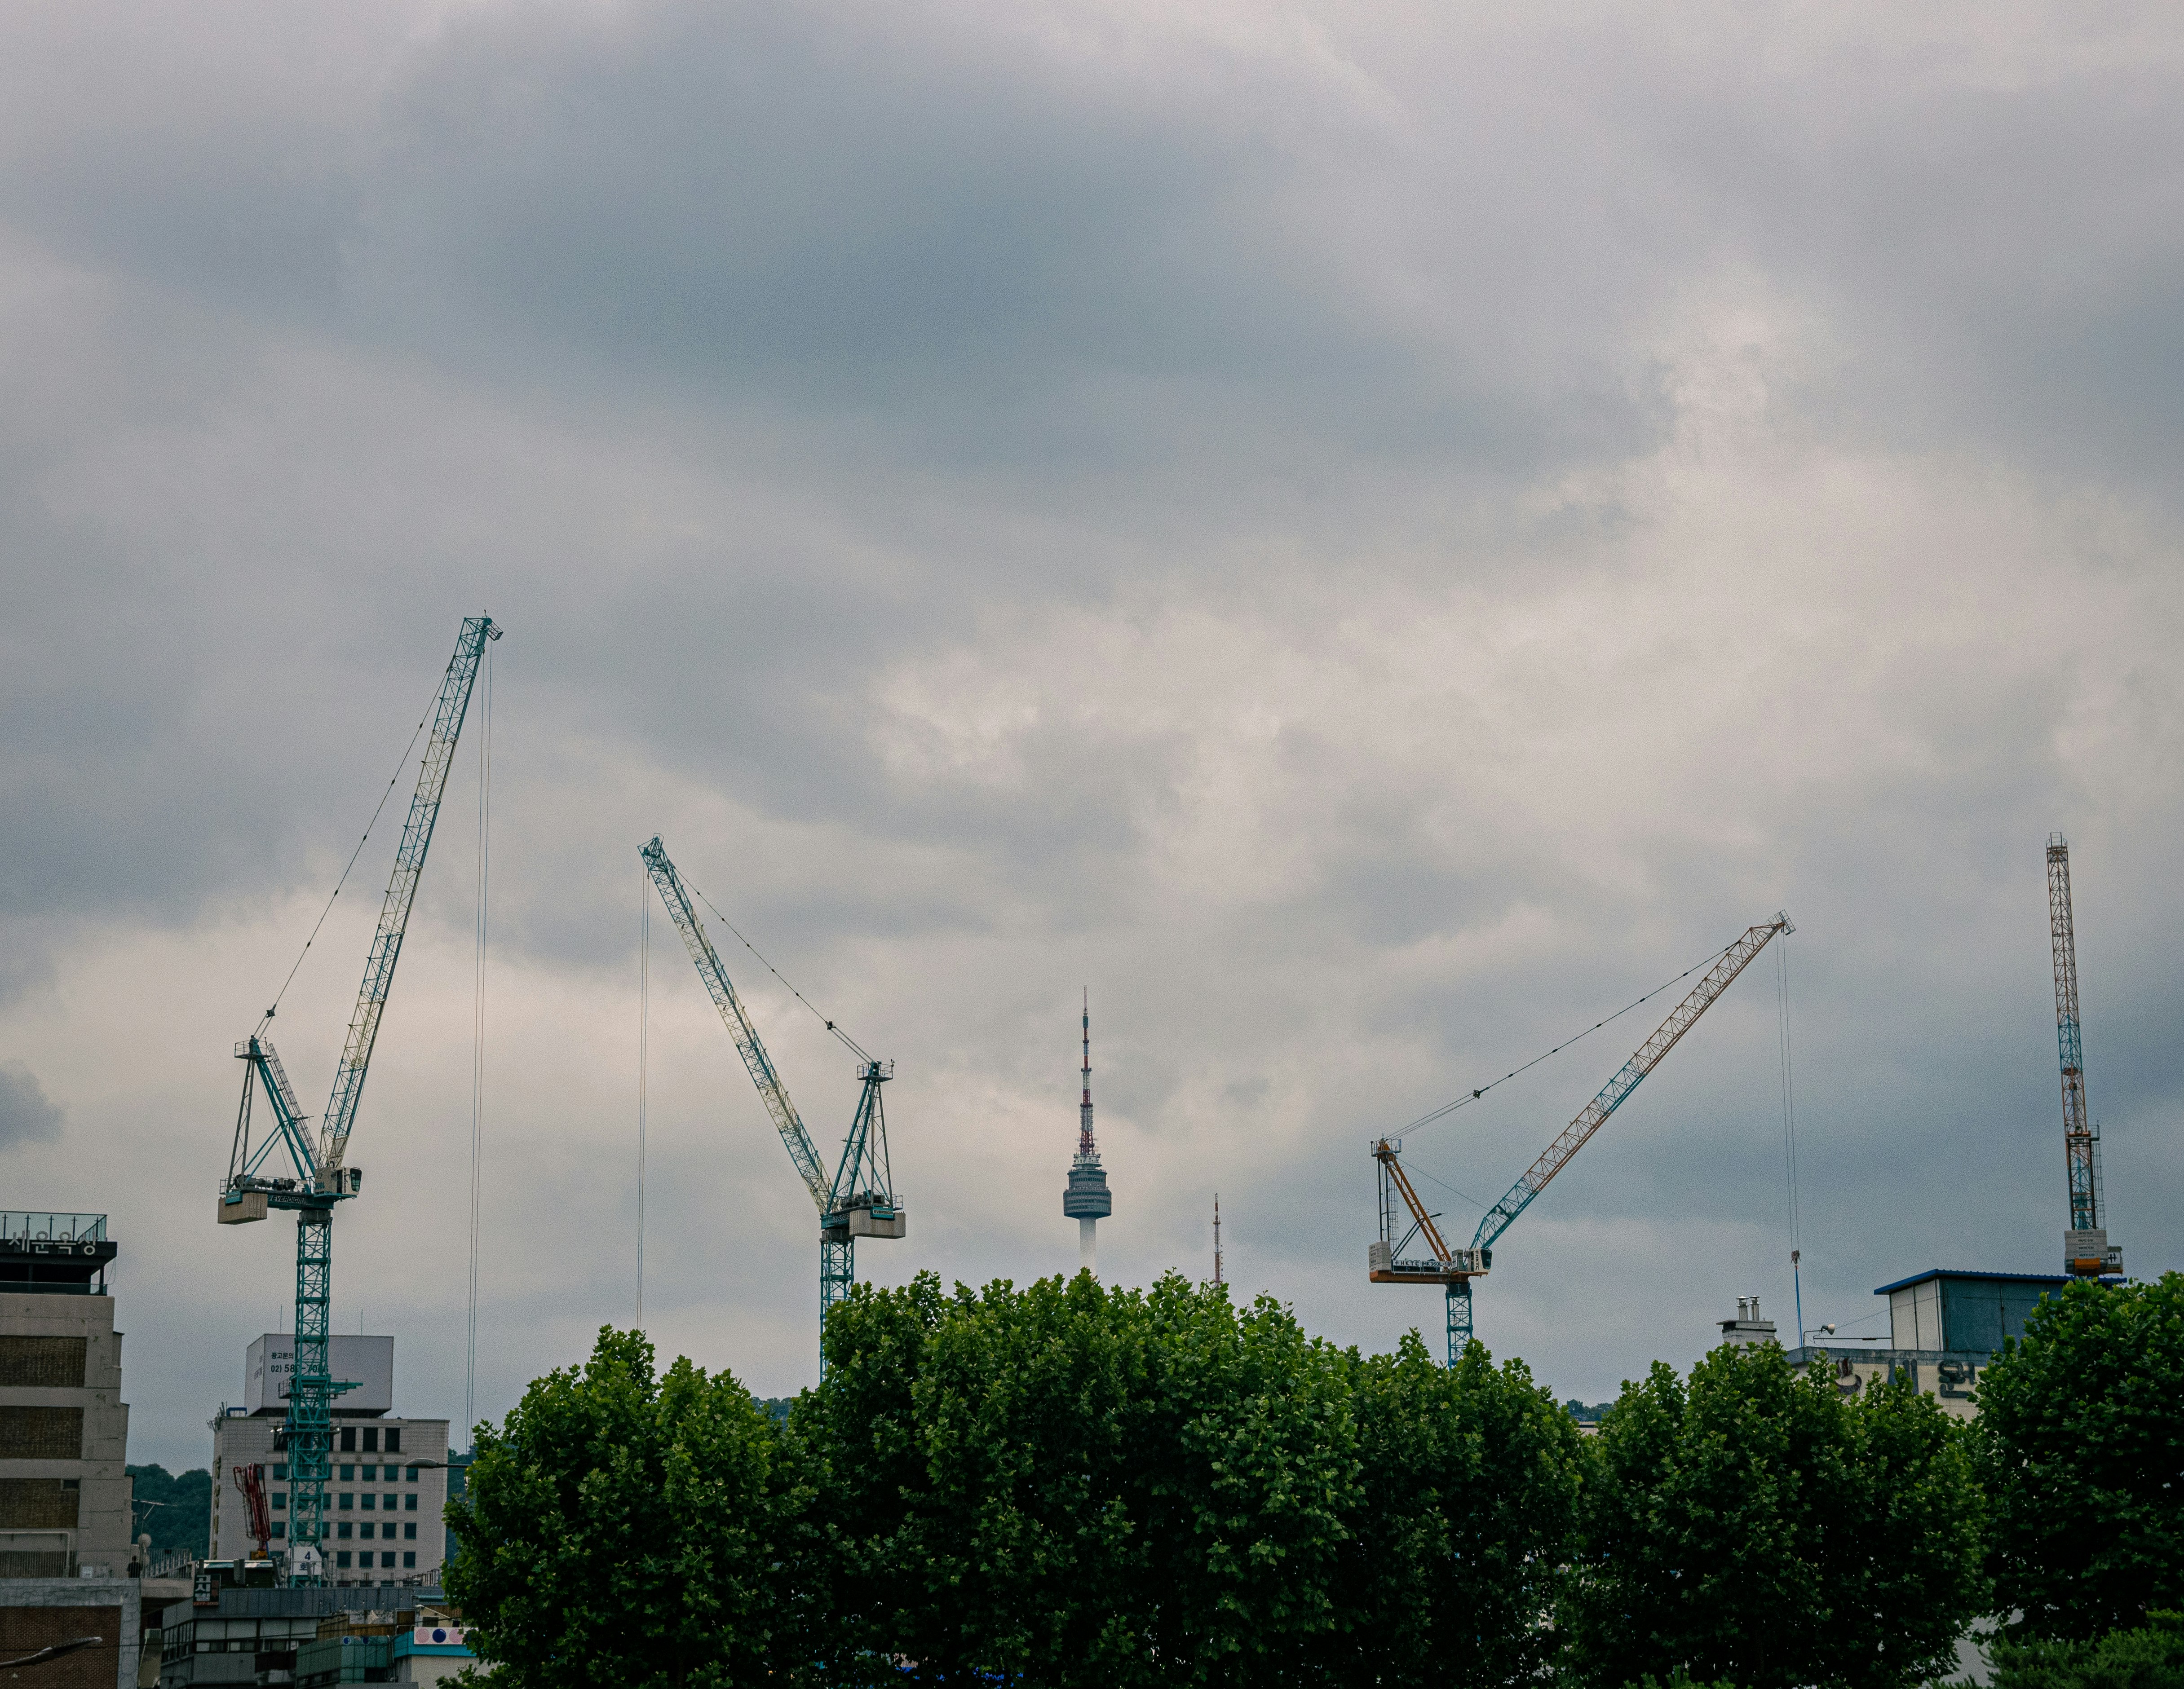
[1389,938,1746,1139]
[1372,913,1792,1364]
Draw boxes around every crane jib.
[640,838,834,1211]
[318,615,500,1176]
[1469,913,1791,1253]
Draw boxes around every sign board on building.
[243,1334,395,1416]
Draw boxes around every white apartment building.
[209,1336,448,1588]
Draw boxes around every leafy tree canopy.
[1565,1340,1985,1689]
[1975,1273,2184,1641]
[444,1327,798,1689]
[798,1270,1583,1689]
[127,1464,210,1561]
[1985,1610,2184,1689]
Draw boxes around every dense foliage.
[127,1463,211,1561]
[824,1274,1583,1686]
[451,1271,2184,1686]
[445,1329,799,1687]
[1565,1341,1985,1689]
[1986,1610,2184,1689]
[1973,1271,2184,1642]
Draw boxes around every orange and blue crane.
[1372,913,1791,1363]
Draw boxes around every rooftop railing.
[0,1213,108,1243]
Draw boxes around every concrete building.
[1784,1268,2083,1420]
[1717,1296,1778,1346]
[0,1211,143,1688]
[208,1338,447,1588]
[153,1584,450,1687]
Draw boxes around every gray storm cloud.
[0,0,2177,1471]
[0,1063,64,1150]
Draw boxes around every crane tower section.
[2047,835,2122,1277]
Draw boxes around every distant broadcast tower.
[1063,990,1113,1274]
[1212,1194,1223,1287]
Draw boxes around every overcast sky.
[3,0,2180,1474]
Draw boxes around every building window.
[340,1428,356,1453]
[405,1465,419,1482]
[360,1523,374,1540]
[271,1493,286,1510]
[273,1464,287,1481]
[338,1494,354,1510]
[272,1521,286,1539]
[383,1493,397,1511]
[403,1494,417,1512]
[335,1551,351,1570]
[363,1428,379,1453]
[403,1523,416,1540]
[339,1465,354,1482]
[362,1494,375,1511]
[385,1429,401,1454]
[402,1552,416,1569]
[336,1522,352,1539]
[381,1552,396,1569]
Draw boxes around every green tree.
[797,1271,1363,1686]
[1974,1272,2184,1641]
[1327,1332,1586,1686]
[1564,1340,1985,1689]
[444,1327,799,1687]
[1985,1610,2184,1689]
[127,1464,212,1561]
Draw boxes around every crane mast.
[2047,836,2121,1277]
[220,614,500,1585]
[641,837,903,1364]
[1372,913,1791,1363]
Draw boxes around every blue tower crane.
[640,837,903,1363]
[1372,913,1790,1363]
[220,615,500,1584]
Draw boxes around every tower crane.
[1372,913,1791,1363]
[219,615,500,1585]
[2047,835,2122,1277]
[640,837,903,1363]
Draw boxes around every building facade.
[0,1211,143,1688]
[154,1584,449,1687]
[1785,1268,2082,1420]
[208,1337,447,1588]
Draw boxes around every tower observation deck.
[1062,991,1112,1274]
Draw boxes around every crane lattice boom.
[641,837,831,1209]
[319,619,502,1174]
[1469,913,1792,1252]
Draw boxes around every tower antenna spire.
[1063,988,1114,1275]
